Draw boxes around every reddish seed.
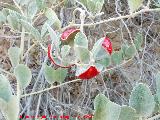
[61,28,80,41]
[78,66,100,79]
[102,37,113,55]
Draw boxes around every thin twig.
[0,68,14,76]
[21,79,82,98]
[62,8,160,30]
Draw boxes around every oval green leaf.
[44,65,67,84]
[124,45,136,59]
[8,46,21,67]
[0,74,12,102]
[74,46,90,64]
[93,94,121,120]
[14,64,32,89]
[79,0,104,14]
[111,50,123,65]
[74,32,88,49]
[0,95,19,120]
[119,105,138,120]
[127,0,143,13]
[20,19,41,40]
[129,83,155,117]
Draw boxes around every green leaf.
[0,11,6,23]
[61,45,71,58]
[53,68,68,83]
[0,74,12,102]
[19,0,30,6]
[127,0,143,13]
[92,38,109,60]
[79,0,104,14]
[8,47,21,67]
[119,106,138,120]
[96,55,111,67]
[20,19,41,40]
[0,95,19,120]
[74,32,88,49]
[155,72,160,103]
[134,33,143,50]
[43,65,55,84]
[27,0,38,19]
[121,44,128,58]
[74,46,90,64]
[111,50,123,65]
[125,45,136,59]
[14,64,32,89]
[75,64,89,76]
[44,65,67,84]
[64,0,76,6]
[93,94,109,120]
[7,15,20,30]
[106,101,121,120]
[46,24,60,48]
[9,9,28,21]
[45,8,61,30]
[95,63,104,72]
[2,8,10,17]
[153,95,160,113]
[15,0,21,4]
[41,20,53,38]
[93,94,121,120]
[36,0,46,10]
[129,83,155,117]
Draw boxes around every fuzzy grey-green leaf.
[155,72,160,104]
[0,95,19,120]
[45,8,61,29]
[125,45,136,59]
[61,45,71,58]
[44,65,55,84]
[153,94,160,113]
[79,0,104,14]
[111,50,123,65]
[20,19,41,40]
[0,74,12,102]
[93,94,121,120]
[8,46,21,67]
[14,64,32,89]
[44,65,67,84]
[74,46,90,64]
[127,0,143,13]
[36,0,45,10]
[27,0,38,19]
[46,24,60,48]
[129,83,155,117]
[54,68,68,83]
[119,105,138,120]
[74,32,88,49]
[96,55,110,67]
[0,11,6,23]
[92,38,109,60]
[7,15,19,30]
[93,94,109,120]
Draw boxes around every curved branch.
[62,8,160,31]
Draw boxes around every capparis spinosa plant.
[0,0,160,120]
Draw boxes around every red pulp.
[78,66,100,79]
[102,37,112,55]
[61,28,80,41]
